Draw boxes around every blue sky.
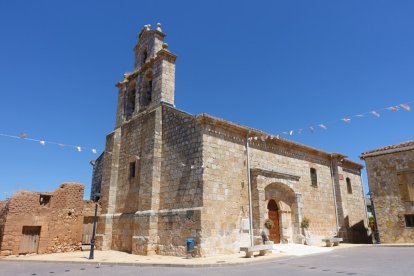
[0,1,413,199]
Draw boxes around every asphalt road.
[0,246,412,276]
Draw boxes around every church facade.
[92,24,368,256]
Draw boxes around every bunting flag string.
[248,100,413,141]
[0,133,98,155]
[0,100,412,157]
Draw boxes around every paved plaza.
[0,245,413,275]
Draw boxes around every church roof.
[360,140,414,159]
[193,111,363,170]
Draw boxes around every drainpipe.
[329,155,340,235]
[359,174,370,231]
[246,132,254,247]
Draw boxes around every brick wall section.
[0,183,91,256]
[363,149,414,243]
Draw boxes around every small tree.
[301,217,310,230]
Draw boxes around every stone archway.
[251,168,302,244]
[265,184,296,243]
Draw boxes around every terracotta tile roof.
[361,140,414,158]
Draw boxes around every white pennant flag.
[400,104,411,111]
[91,148,97,154]
[76,146,82,152]
[39,140,46,146]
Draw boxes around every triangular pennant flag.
[76,146,82,152]
[387,106,398,112]
[39,140,46,146]
[91,149,97,154]
[276,135,280,139]
[319,124,327,130]
[260,136,265,142]
[341,118,351,123]
[289,130,293,136]
[282,131,288,135]
[371,111,380,117]
[309,127,315,134]
[19,133,27,139]
[355,114,364,117]
[400,104,411,111]
[298,129,302,135]
[134,155,140,160]
[58,143,65,147]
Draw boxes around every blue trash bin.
[186,238,195,252]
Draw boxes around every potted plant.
[264,219,274,230]
[301,217,311,245]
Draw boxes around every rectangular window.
[310,168,317,187]
[346,177,352,194]
[405,215,414,227]
[129,161,136,178]
[398,171,414,201]
[39,195,51,206]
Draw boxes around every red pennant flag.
[387,106,398,112]
[19,133,27,139]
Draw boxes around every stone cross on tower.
[115,23,177,127]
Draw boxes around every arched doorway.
[267,199,280,243]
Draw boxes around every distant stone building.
[92,24,369,257]
[361,140,414,243]
[0,183,97,256]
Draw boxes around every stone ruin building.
[0,183,97,256]
[361,140,414,243]
[91,23,369,257]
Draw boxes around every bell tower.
[115,23,177,127]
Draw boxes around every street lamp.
[367,191,381,244]
[89,192,101,260]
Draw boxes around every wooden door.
[82,217,94,244]
[268,200,280,243]
[19,226,41,254]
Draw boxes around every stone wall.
[97,106,204,255]
[0,183,87,256]
[364,149,414,243]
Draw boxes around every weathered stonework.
[361,140,414,243]
[92,24,369,257]
[0,183,99,256]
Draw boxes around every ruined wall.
[364,149,414,243]
[0,183,85,256]
[0,200,9,252]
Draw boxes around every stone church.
[92,24,368,256]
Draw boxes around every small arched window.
[346,177,352,194]
[310,168,317,187]
[142,50,148,65]
[124,87,136,119]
